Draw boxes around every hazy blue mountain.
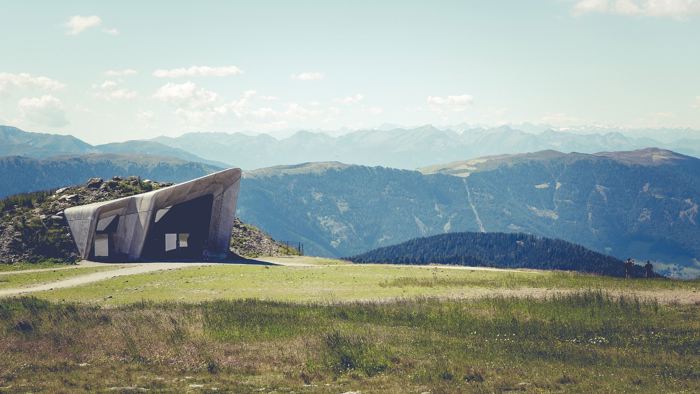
[0,154,219,198]
[153,132,280,170]
[1,145,698,276]
[0,125,224,166]
[0,125,96,158]
[237,149,700,277]
[95,140,228,167]
[5,123,700,170]
[347,232,650,278]
[151,126,700,170]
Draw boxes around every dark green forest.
[348,232,654,277]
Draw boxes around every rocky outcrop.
[230,218,300,258]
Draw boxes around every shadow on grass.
[84,253,279,266]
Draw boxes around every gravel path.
[0,262,213,298]
[0,261,106,276]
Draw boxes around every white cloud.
[334,94,364,104]
[0,72,65,94]
[573,0,700,18]
[153,82,218,107]
[65,15,102,35]
[291,72,325,81]
[427,94,474,112]
[18,95,69,127]
[92,80,137,100]
[102,28,119,36]
[104,69,137,77]
[153,65,242,78]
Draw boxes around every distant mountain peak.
[245,161,351,178]
[594,147,690,166]
[419,148,695,177]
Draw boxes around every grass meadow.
[1,258,698,392]
[1,292,698,393]
[0,265,123,290]
[31,261,700,306]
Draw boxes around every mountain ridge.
[0,125,219,165]
[0,154,220,199]
[347,231,655,278]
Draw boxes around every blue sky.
[0,0,699,143]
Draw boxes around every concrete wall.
[64,168,242,261]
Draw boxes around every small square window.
[179,233,189,248]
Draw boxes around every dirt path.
[0,262,213,298]
[0,261,106,276]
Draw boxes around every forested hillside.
[348,232,653,277]
[238,149,700,277]
[0,155,218,198]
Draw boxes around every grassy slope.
[1,294,698,393]
[0,261,77,272]
[1,259,698,392]
[33,259,700,306]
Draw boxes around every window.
[94,234,109,257]
[178,233,189,248]
[165,233,177,252]
[155,207,171,222]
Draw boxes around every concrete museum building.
[64,168,242,261]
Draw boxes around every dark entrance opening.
[142,194,213,260]
[90,215,120,261]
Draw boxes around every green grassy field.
[0,266,122,290]
[0,261,76,272]
[1,258,698,392]
[34,260,700,306]
[1,293,698,393]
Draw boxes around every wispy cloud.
[572,0,700,19]
[334,94,364,104]
[18,95,69,127]
[427,94,474,112]
[153,65,242,78]
[102,28,120,36]
[291,72,325,81]
[65,15,102,35]
[0,72,65,94]
[153,81,218,107]
[92,80,137,100]
[104,69,137,77]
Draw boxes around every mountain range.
[1,125,699,277]
[0,125,223,167]
[238,149,700,277]
[0,154,217,198]
[152,126,700,169]
[4,124,700,170]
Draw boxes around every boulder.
[86,178,103,189]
